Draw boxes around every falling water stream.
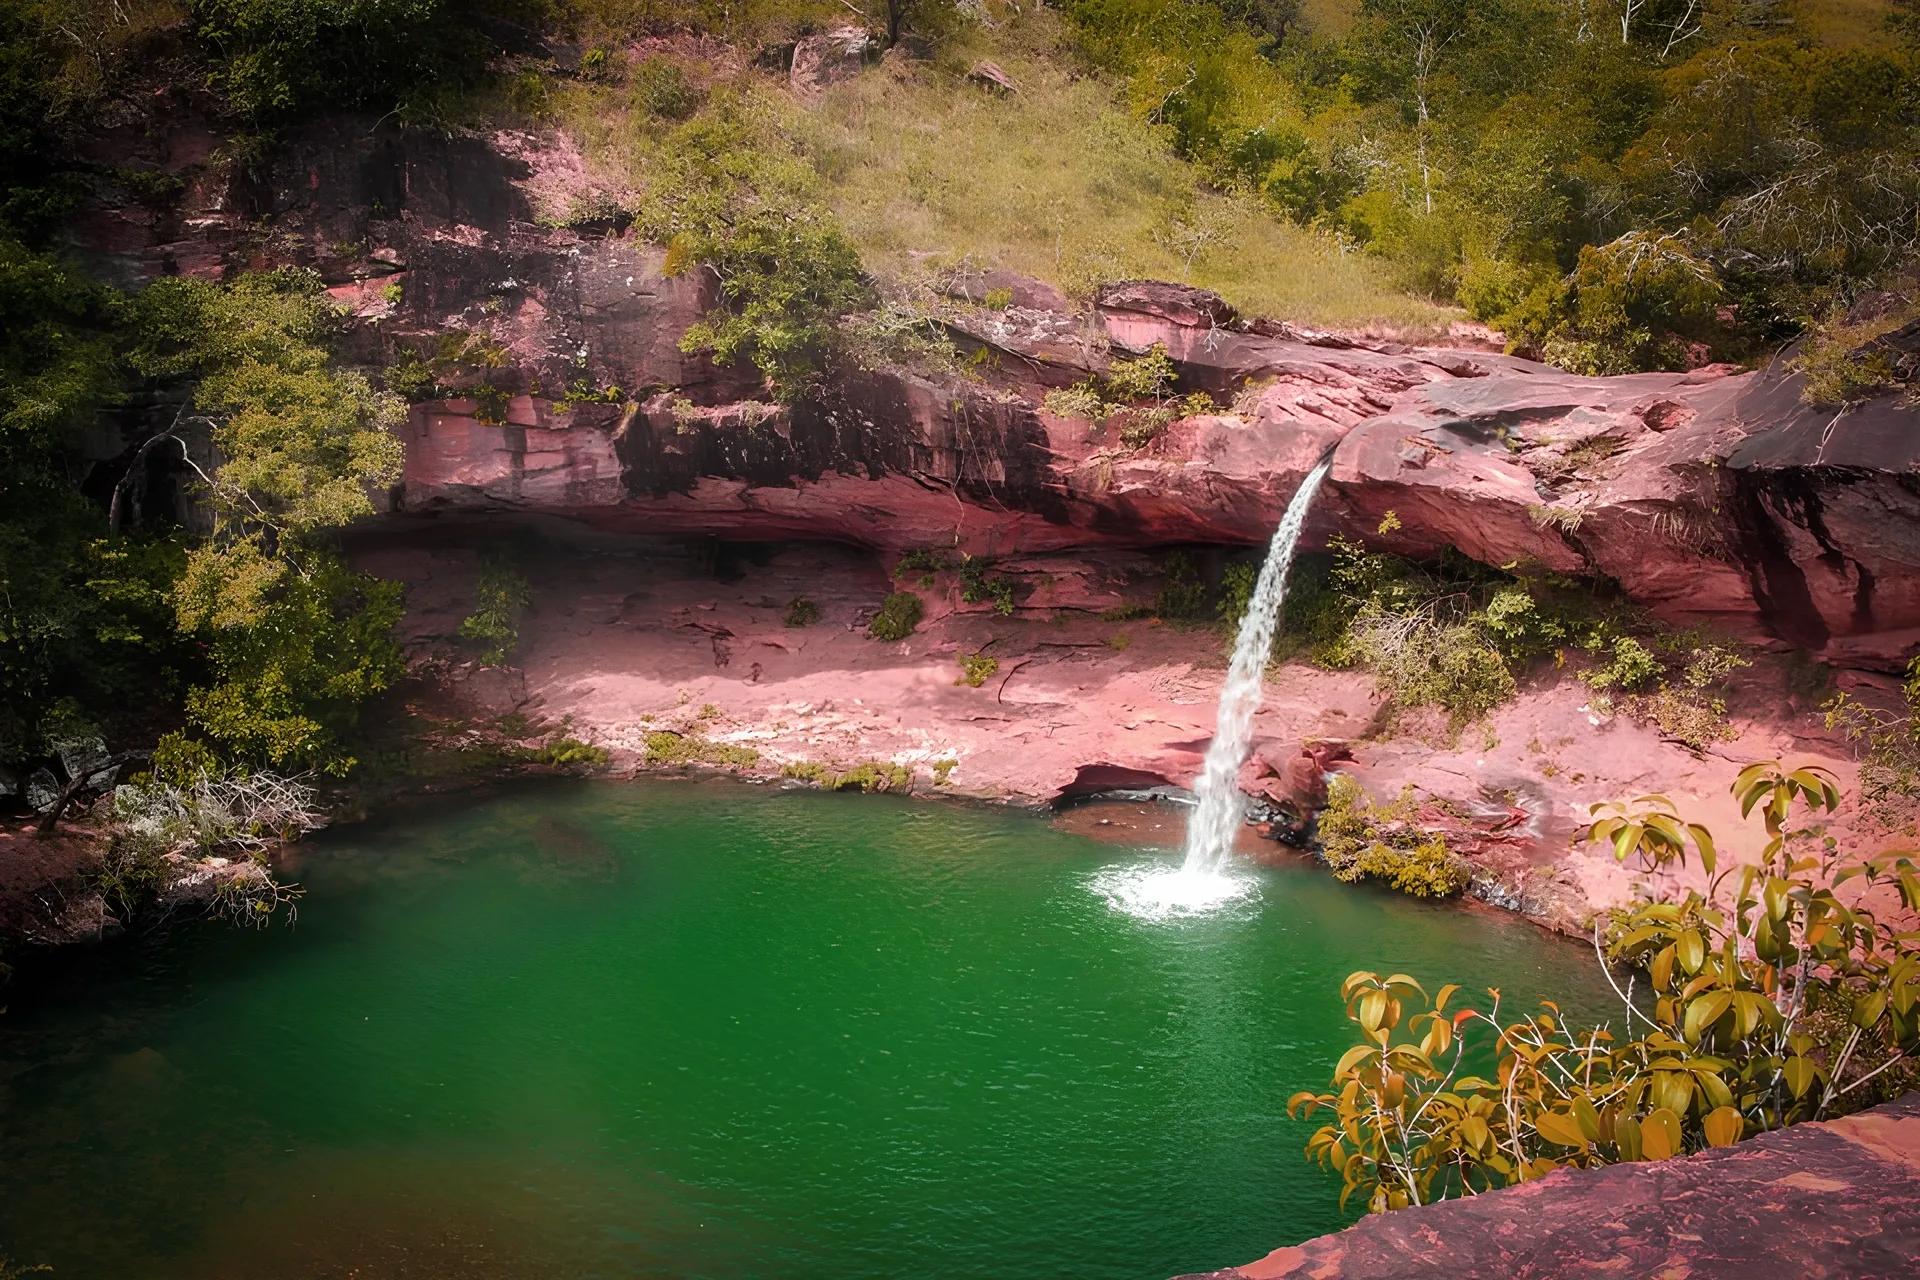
[1092,454,1335,921]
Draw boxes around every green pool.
[0,780,1609,1279]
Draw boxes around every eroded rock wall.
[75,115,1920,671]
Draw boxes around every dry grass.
[543,7,1448,334]
[790,15,1448,330]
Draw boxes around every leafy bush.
[1796,293,1920,406]
[1292,765,1920,1215]
[1634,643,1748,752]
[644,730,759,768]
[122,269,411,774]
[868,591,924,640]
[190,0,532,119]
[532,735,608,768]
[1317,774,1471,898]
[957,652,999,687]
[458,554,532,665]
[957,558,1017,615]
[781,758,913,791]
[784,595,821,627]
[1825,655,1920,828]
[640,101,873,401]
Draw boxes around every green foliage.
[172,554,405,774]
[644,730,760,768]
[957,652,999,687]
[1796,292,1920,405]
[931,757,957,785]
[1582,634,1662,694]
[458,553,533,665]
[189,0,536,119]
[127,269,410,775]
[868,590,924,640]
[0,241,196,762]
[1826,655,1920,828]
[784,595,821,627]
[782,757,915,791]
[1104,344,1178,402]
[1318,774,1471,897]
[1634,643,1749,752]
[1293,765,1920,1215]
[1061,0,1920,369]
[1283,538,1744,732]
[957,558,1018,614]
[1153,549,1211,621]
[641,98,873,400]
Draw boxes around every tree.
[1291,763,1920,1213]
[128,269,408,774]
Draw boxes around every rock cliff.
[78,117,1920,673]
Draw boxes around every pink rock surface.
[1178,1093,1920,1280]
[355,532,1889,935]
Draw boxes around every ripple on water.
[1086,857,1263,923]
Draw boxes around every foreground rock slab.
[1178,1093,1920,1280]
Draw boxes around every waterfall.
[1179,455,1334,875]
[1089,454,1333,921]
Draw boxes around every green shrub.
[784,595,821,627]
[632,56,703,120]
[781,758,913,791]
[957,652,999,687]
[457,554,532,665]
[644,730,759,768]
[1154,549,1211,621]
[642,101,873,401]
[190,0,527,119]
[1797,295,1920,406]
[1634,643,1749,753]
[535,735,609,768]
[1042,384,1107,420]
[932,757,957,785]
[868,591,924,640]
[958,558,1017,615]
[1583,634,1662,694]
[1104,343,1177,401]
[1318,775,1471,898]
[1116,405,1175,449]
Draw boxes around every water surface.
[0,780,1609,1279]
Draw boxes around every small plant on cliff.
[644,731,758,769]
[868,591,923,641]
[1825,655,1920,830]
[958,558,1018,616]
[957,652,999,688]
[781,758,912,791]
[1291,764,1920,1215]
[645,101,873,401]
[458,554,532,666]
[1317,775,1471,898]
[784,596,821,627]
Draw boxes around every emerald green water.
[0,780,1607,1279]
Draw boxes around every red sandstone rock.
[1176,1093,1920,1280]
[67,118,1920,673]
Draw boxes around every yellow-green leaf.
[1535,1109,1589,1149]
[1642,1108,1682,1160]
[1703,1106,1743,1148]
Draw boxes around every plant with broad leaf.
[1290,762,1920,1215]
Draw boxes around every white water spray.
[1091,455,1334,921]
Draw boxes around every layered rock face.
[80,118,1919,670]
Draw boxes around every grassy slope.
[550,9,1451,333]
